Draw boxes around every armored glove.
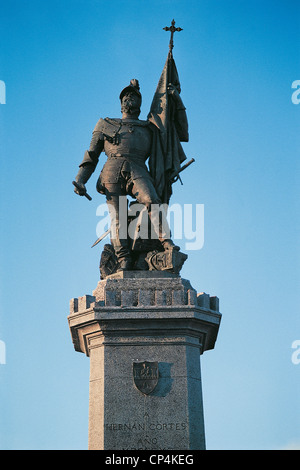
[74,164,94,196]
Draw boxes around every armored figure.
[74,79,188,272]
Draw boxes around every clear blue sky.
[0,0,299,450]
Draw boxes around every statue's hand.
[74,181,87,196]
[167,83,180,99]
[167,83,183,108]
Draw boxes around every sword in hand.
[72,181,92,201]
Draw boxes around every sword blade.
[91,228,111,248]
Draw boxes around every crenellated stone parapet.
[70,271,219,312]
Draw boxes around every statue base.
[99,243,188,279]
[68,271,221,450]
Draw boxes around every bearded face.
[121,92,141,116]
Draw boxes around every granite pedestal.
[68,271,221,450]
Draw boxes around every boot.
[117,257,133,272]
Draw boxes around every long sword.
[91,228,111,248]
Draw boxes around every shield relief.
[133,361,159,395]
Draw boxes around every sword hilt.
[72,181,92,201]
[169,158,195,183]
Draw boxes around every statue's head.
[120,79,142,117]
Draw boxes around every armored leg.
[130,178,179,250]
[104,184,132,270]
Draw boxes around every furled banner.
[148,53,188,204]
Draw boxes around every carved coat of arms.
[133,361,159,395]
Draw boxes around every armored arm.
[74,120,105,195]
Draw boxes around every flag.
[148,53,187,203]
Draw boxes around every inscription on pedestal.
[105,418,188,450]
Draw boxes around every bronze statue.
[73,21,193,276]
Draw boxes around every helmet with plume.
[119,79,142,103]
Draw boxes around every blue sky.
[0,0,299,450]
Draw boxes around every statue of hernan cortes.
[73,26,193,277]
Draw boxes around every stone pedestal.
[68,271,221,450]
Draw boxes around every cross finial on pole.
[163,19,183,56]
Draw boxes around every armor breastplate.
[98,118,153,185]
[103,119,152,163]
